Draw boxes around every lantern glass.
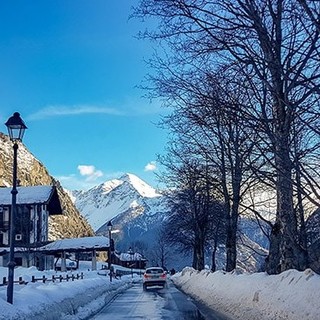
[5,112,27,141]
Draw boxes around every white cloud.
[78,165,95,176]
[26,97,169,121]
[77,165,103,181]
[26,105,124,120]
[144,161,157,172]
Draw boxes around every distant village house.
[112,250,147,269]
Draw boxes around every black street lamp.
[5,112,27,304]
[107,220,113,282]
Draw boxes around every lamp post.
[5,112,27,304]
[128,246,134,278]
[107,220,113,282]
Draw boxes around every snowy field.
[0,262,319,320]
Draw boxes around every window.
[146,268,164,274]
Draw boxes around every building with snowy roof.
[0,185,62,269]
[113,249,147,270]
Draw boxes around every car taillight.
[144,274,151,278]
[160,273,166,279]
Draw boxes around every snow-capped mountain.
[69,173,169,257]
[70,173,166,232]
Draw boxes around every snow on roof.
[115,252,145,261]
[38,236,110,252]
[0,185,55,205]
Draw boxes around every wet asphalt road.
[90,281,230,320]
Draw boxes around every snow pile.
[172,267,320,320]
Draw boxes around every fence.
[98,266,143,278]
[0,272,84,287]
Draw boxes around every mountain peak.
[72,173,164,231]
[119,173,161,198]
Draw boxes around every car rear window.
[146,268,164,274]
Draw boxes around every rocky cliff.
[0,132,94,240]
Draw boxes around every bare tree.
[160,154,225,271]
[134,0,320,274]
[154,69,258,271]
[151,228,171,269]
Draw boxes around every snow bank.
[172,267,320,320]
[0,265,135,320]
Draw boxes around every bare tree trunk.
[198,232,205,270]
[225,218,236,272]
[194,221,205,271]
[266,218,282,274]
[195,244,205,270]
[274,137,304,272]
[226,137,242,271]
[192,245,197,270]
[296,185,309,270]
[211,244,217,272]
[293,130,309,271]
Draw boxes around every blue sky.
[0,0,168,190]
